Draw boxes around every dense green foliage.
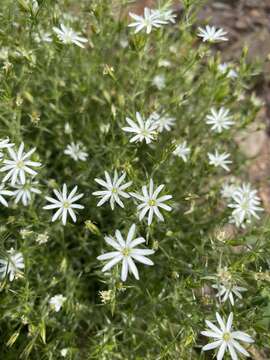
[0,1,269,359]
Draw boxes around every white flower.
[34,31,52,43]
[62,13,78,23]
[43,184,84,225]
[53,24,88,48]
[206,108,234,133]
[149,112,175,132]
[173,141,191,162]
[64,122,72,134]
[0,248,24,282]
[100,123,110,134]
[20,229,33,239]
[97,224,154,281]
[11,180,41,206]
[158,59,171,68]
[128,7,167,34]
[197,25,228,43]
[119,37,129,48]
[228,183,263,226]
[93,170,132,210]
[130,179,172,225]
[36,232,49,245]
[0,143,41,185]
[208,150,232,172]
[49,294,66,312]
[212,283,247,306]
[218,63,238,79]
[152,74,166,90]
[201,312,254,360]
[221,183,237,199]
[64,142,88,162]
[60,348,69,357]
[0,138,14,159]
[0,184,13,207]
[0,47,9,60]
[122,112,158,144]
[152,9,176,24]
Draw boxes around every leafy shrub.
[0,1,269,359]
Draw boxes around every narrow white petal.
[129,237,146,248]
[68,208,77,223]
[97,251,120,260]
[226,313,233,332]
[228,342,238,360]
[231,331,254,343]
[231,340,250,357]
[216,313,226,332]
[127,257,139,280]
[104,236,122,251]
[131,254,154,266]
[121,258,128,281]
[217,342,227,360]
[52,207,63,222]
[101,255,122,272]
[126,224,136,244]
[202,340,222,351]
[115,230,125,247]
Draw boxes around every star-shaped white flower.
[149,112,176,132]
[64,142,88,161]
[221,182,237,199]
[128,7,167,34]
[97,224,154,281]
[228,183,263,226]
[49,294,66,312]
[0,138,14,159]
[122,112,158,144]
[60,349,69,357]
[11,179,41,206]
[43,184,84,225]
[130,179,172,225]
[151,9,176,24]
[0,142,41,185]
[218,63,238,79]
[152,74,166,90]
[201,312,254,360]
[212,283,247,306]
[93,170,132,210]
[0,184,13,207]
[206,107,234,133]
[0,248,24,282]
[197,25,228,43]
[34,31,52,43]
[208,150,232,172]
[173,141,191,162]
[53,24,88,48]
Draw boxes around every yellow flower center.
[223,332,231,342]
[122,248,130,257]
[16,160,24,169]
[111,187,117,194]
[148,199,156,206]
[141,129,149,136]
[63,201,70,208]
